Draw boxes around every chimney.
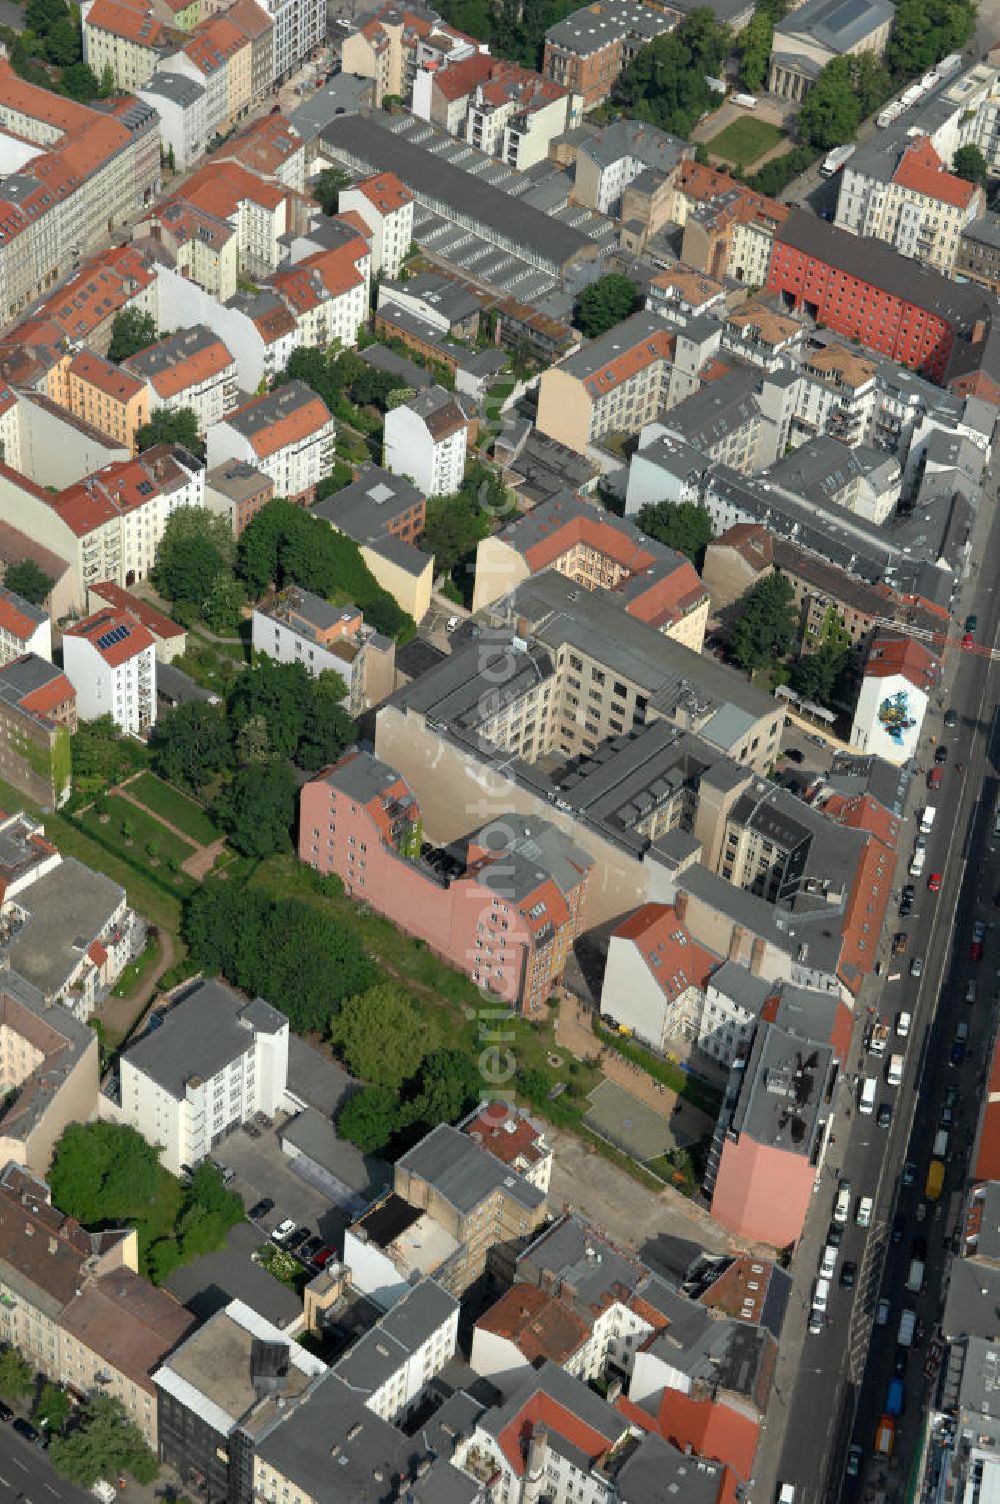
[728,925,744,963]
[674,891,688,922]
[750,936,767,977]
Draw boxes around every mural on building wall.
[877,689,916,746]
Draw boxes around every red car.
[972,919,986,961]
[928,872,942,892]
[963,632,975,648]
[972,940,984,961]
[928,767,943,790]
[311,1247,337,1270]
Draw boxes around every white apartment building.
[137,71,208,171]
[270,237,371,351]
[0,590,51,667]
[205,379,335,504]
[62,608,156,735]
[123,324,239,433]
[118,977,289,1177]
[834,134,984,274]
[383,385,468,496]
[465,65,574,171]
[333,1279,459,1424]
[81,0,170,92]
[264,0,324,82]
[339,172,414,280]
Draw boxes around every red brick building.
[768,209,994,383]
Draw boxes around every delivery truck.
[874,1416,895,1458]
[925,1159,945,1201]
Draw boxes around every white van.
[860,1076,877,1115]
[778,1488,796,1504]
[955,1020,969,1044]
[920,805,937,833]
[898,1308,917,1346]
[856,1196,874,1227]
[906,1258,925,1293]
[813,1277,830,1313]
[896,1011,911,1038]
[820,1244,838,1280]
[834,1183,851,1224]
[887,1054,904,1087]
[933,1128,949,1158]
[966,980,978,1004]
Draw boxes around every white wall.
[343,1226,411,1310]
[16,395,130,490]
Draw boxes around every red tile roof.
[229,390,332,459]
[612,904,718,1003]
[583,327,673,399]
[352,171,413,216]
[18,670,75,720]
[974,1035,1000,1180]
[65,608,153,665]
[838,835,895,996]
[462,1103,547,1169]
[0,592,43,644]
[476,1286,589,1365]
[125,330,234,398]
[892,135,978,210]
[178,158,285,221]
[496,1391,622,1478]
[85,0,167,46]
[431,50,493,101]
[216,113,302,178]
[67,349,145,404]
[89,581,185,640]
[864,632,938,690]
[618,1389,760,1486]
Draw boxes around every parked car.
[827,1223,844,1248]
[312,1246,338,1270]
[894,1348,908,1378]
[900,885,915,916]
[944,708,958,729]
[934,745,948,765]
[301,1235,325,1263]
[248,1198,274,1221]
[785,747,805,764]
[928,872,942,893]
[0,1401,12,1422]
[286,1227,311,1254]
[966,614,978,634]
[963,632,975,648]
[271,1219,296,1244]
[972,920,986,962]
[846,1445,862,1477]
[903,1161,916,1186]
[13,1417,44,1448]
[952,1040,966,1065]
[892,1215,905,1244]
[877,1102,893,1128]
[910,956,923,977]
[840,1260,857,1288]
[876,1299,891,1326]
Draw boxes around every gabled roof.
[864,631,938,690]
[65,608,154,665]
[892,134,979,209]
[123,324,234,397]
[349,170,413,215]
[476,1285,589,1366]
[612,903,718,1006]
[224,379,332,458]
[67,349,145,404]
[84,0,168,47]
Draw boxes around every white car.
[856,1195,874,1228]
[271,1218,296,1244]
[896,1011,911,1038]
[876,1299,891,1326]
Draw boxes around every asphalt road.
[764,481,1000,1504]
[0,1423,88,1504]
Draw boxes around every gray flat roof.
[334,1279,457,1398]
[729,1021,833,1154]
[775,0,894,51]
[281,1106,386,1197]
[164,1220,303,1329]
[123,978,285,1100]
[616,1433,730,1504]
[397,1124,545,1216]
[7,858,125,999]
[321,113,597,274]
[311,464,423,545]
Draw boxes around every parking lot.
[217,1116,352,1250]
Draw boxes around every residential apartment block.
[535,313,674,454]
[341,1,483,108]
[206,381,335,505]
[82,0,175,91]
[331,1278,458,1424]
[383,385,469,496]
[270,234,371,352]
[136,70,208,171]
[542,0,676,108]
[459,1103,553,1194]
[119,977,289,1177]
[311,465,433,624]
[251,590,395,714]
[834,134,984,275]
[62,349,150,454]
[123,324,238,433]
[299,750,593,1012]
[0,656,75,809]
[339,172,414,280]
[0,61,161,325]
[472,492,709,652]
[0,590,51,668]
[62,607,156,734]
[0,1163,193,1448]
[204,459,274,536]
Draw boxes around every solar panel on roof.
[95,623,129,651]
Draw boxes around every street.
[757,478,1000,1504]
[0,1424,88,1504]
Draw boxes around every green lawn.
[706,116,785,168]
[112,931,163,999]
[128,773,221,846]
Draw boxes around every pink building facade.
[299,751,592,1013]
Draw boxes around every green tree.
[516,1068,551,1106]
[337,1086,400,1152]
[739,6,773,92]
[49,1122,162,1225]
[24,0,68,32]
[0,1345,33,1400]
[234,712,271,765]
[49,1395,157,1489]
[730,573,798,672]
[214,760,297,857]
[797,55,862,149]
[97,61,115,96]
[175,1163,243,1260]
[152,506,233,612]
[149,701,231,791]
[635,500,714,568]
[137,406,202,458]
[107,307,158,362]
[228,657,319,760]
[791,640,851,706]
[887,0,974,77]
[34,1382,72,1436]
[575,273,641,339]
[953,144,988,184]
[314,166,350,216]
[296,671,356,773]
[330,983,429,1089]
[166,143,176,172]
[61,59,100,100]
[44,15,81,63]
[71,714,144,798]
[403,1048,481,1130]
[201,570,245,634]
[612,8,731,137]
[5,557,53,604]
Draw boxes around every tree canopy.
[635,500,714,569]
[152,506,236,622]
[314,166,350,216]
[330,982,429,1088]
[0,1346,33,1400]
[791,640,851,707]
[108,308,158,363]
[137,406,203,459]
[575,274,641,338]
[229,658,354,769]
[953,144,988,184]
[71,714,147,799]
[886,0,975,78]
[337,1086,400,1153]
[738,7,773,92]
[421,460,511,597]
[149,702,232,791]
[49,1395,158,1488]
[730,573,798,672]
[612,10,732,138]
[49,1121,162,1226]
[183,881,378,1033]
[214,760,297,857]
[5,557,54,605]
